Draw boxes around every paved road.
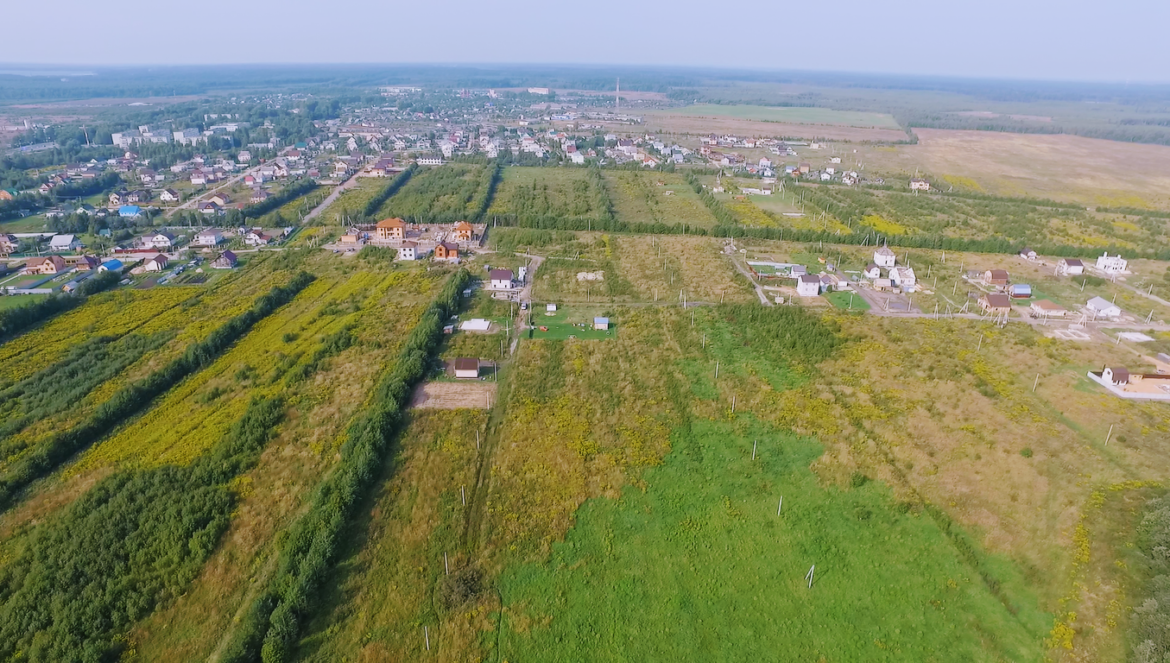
[303,171,364,224]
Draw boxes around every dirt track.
[409,381,497,410]
[638,114,909,142]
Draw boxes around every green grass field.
[0,294,48,310]
[666,104,902,129]
[499,417,1044,662]
[606,171,719,229]
[825,290,870,310]
[487,167,605,221]
[531,306,614,340]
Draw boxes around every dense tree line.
[469,162,502,221]
[0,271,315,510]
[0,396,286,662]
[362,164,416,217]
[221,269,472,663]
[242,178,317,220]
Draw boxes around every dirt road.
[302,171,364,224]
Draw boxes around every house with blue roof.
[98,259,123,273]
[119,205,142,218]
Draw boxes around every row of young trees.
[362,164,417,218]
[0,271,315,511]
[221,268,473,663]
[241,178,318,220]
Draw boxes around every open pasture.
[605,171,718,229]
[855,129,1170,209]
[639,111,910,142]
[487,166,606,222]
[661,103,903,129]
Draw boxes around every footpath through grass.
[498,414,1047,662]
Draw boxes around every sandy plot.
[410,381,497,409]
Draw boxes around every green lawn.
[0,293,48,310]
[530,307,614,340]
[826,290,871,311]
[498,416,1047,662]
[663,104,902,129]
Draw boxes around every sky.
[4,0,1169,83]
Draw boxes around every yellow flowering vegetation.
[72,268,437,472]
[0,288,201,385]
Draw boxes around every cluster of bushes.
[0,396,287,662]
[719,304,841,366]
[242,178,318,220]
[222,269,472,663]
[489,227,578,253]
[0,271,315,509]
[362,164,416,217]
[0,269,123,340]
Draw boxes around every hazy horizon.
[3,0,1168,84]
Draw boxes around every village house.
[1086,296,1122,318]
[212,250,238,269]
[453,357,480,379]
[910,178,930,191]
[198,202,220,215]
[119,205,143,218]
[1102,367,1129,386]
[0,234,18,257]
[1057,258,1084,276]
[72,255,100,270]
[874,245,896,268]
[146,232,175,250]
[109,190,128,206]
[209,193,232,207]
[434,242,459,261]
[889,266,916,289]
[453,221,474,241]
[796,274,822,297]
[145,254,169,272]
[376,217,406,241]
[160,189,180,203]
[1019,247,1037,260]
[397,242,419,261]
[1096,252,1128,274]
[984,269,1010,287]
[244,230,272,247]
[193,229,224,247]
[98,259,123,273]
[979,293,1012,315]
[489,269,514,290]
[49,234,81,253]
[1030,299,1067,317]
[250,189,270,204]
[863,263,882,279]
[190,171,208,186]
[24,255,67,275]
